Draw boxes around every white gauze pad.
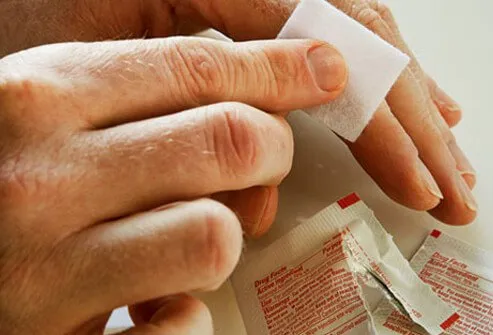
[278,0,410,142]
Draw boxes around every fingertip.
[434,101,463,128]
[306,42,348,98]
[241,39,347,112]
[385,182,442,212]
[249,186,278,238]
[348,106,442,212]
[429,201,477,226]
[426,74,463,127]
[149,295,211,327]
[461,172,477,189]
[428,172,478,226]
[195,199,244,285]
[126,296,213,335]
[212,187,279,238]
[448,141,476,185]
[354,152,442,212]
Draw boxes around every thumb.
[117,295,213,335]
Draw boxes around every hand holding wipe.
[278,0,410,142]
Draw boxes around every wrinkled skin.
[0,0,476,334]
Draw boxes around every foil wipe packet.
[231,194,458,335]
[373,230,493,335]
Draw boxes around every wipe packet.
[373,229,493,334]
[231,194,458,335]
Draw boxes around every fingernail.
[433,85,461,112]
[307,44,347,92]
[457,172,478,212]
[151,202,186,212]
[448,141,476,177]
[250,188,273,238]
[418,160,443,199]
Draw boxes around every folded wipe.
[278,0,410,142]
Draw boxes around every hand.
[0,32,347,334]
[183,0,478,225]
[176,0,477,225]
[2,0,476,225]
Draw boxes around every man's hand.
[0,36,347,333]
[1,0,476,226]
[184,0,478,225]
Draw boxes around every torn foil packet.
[373,229,493,335]
[231,194,459,335]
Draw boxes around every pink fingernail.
[456,172,478,212]
[448,141,476,178]
[151,202,186,212]
[418,160,443,199]
[307,43,347,93]
[433,85,461,112]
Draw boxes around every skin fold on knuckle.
[0,146,76,232]
[0,59,76,134]
[168,38,231,106]
[254,44,308,105]
[0,73,38,135]
[339,0,399,47]
[203,103,265,184]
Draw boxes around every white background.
[107,0,493,332]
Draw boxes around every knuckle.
[205,103,264,180]
[0,148,62,224]
[0,157,40,214]
[169,39,228,104]
[196,199,241,282]
[351,1,398,46]
[442,129,456,146]
[370,1,394,22]
[353,6,381,30]
[0,56,73,131]
[257,47,304,101]
[0,74,48,132]
[0,76,34,110]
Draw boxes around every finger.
[171,1,478,223]
[358,3,477,224]
[447,141,476,189]
[167,0,295,40]
[426,75,462,128]
[213,186,279,238]
[187,0,477,224]
[71,102,292,221]
[347,103,442,211]
[68,199,243,315]
[387,64,476,225]
[30,38,346,128]
[121,295,213,335]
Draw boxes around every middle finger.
[71,102,293,222]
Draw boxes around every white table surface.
[107,0,493,332]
